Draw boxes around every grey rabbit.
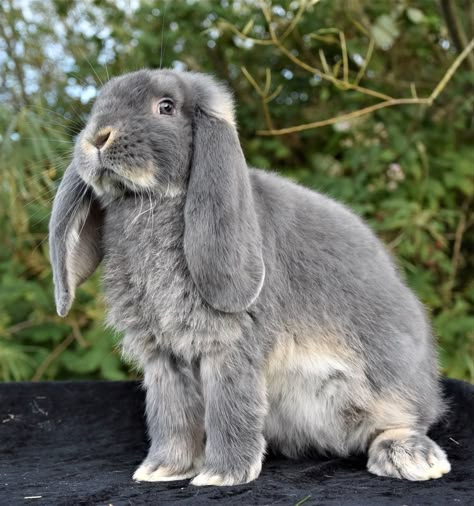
[49,69,450,486]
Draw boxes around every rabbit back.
[248,169,442,455]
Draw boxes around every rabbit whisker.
[160,1,168,70]
[33,182,89,253]
[130,191,154,229]
[79,48,104,87]
[76,191,94,242]
[145,187,155,232]
[27,177,84,223]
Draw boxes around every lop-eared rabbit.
[49,69,450,486]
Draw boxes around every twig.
[339,31,349,83]
[429,37,474,102]
[445,198,471,300]
[440,0,474,71]
[265,84,283,103]
[275,37,393,100]
[71,320,89,347]
[451,211,466,279]
[295,495,312,506]
[260,1,394,101]
[280,0,311,41]
[319,49,330,75]
[32,333,75,381]
[241,66,276,130]
[5,319,38,335]
[354,37,375,85]
[227,2,474,136]
[258,98,428,135]
[227,10,391,100]
[219,21,274,46]
[258,38,474,135]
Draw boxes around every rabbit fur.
[49,69,450,486]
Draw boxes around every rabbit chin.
[87,168,153,197]
[89,171,185,200]
[89,174,129,198]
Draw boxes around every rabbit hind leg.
[367,428,450,480]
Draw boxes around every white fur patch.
[124,170,156,188]
[264,331,373,456]
[368,449,451,481]
[368,429,451,481]
[190,458,262,487]
[133,464,199,482]
[248,260,265,307]
[188,71,236,127]
[208,91,235,127]
[65,204,90,295]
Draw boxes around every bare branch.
[440,0,474,71]
[429,37,474,102]
[257,98,429,136]
[31,333,75,381]
[279,0,311,41]
[339,31,349,83]
[273,37,394,101]
[258,36,473,135]
[354,37,375,85]
[241,66,275,130]
[226,2,474,136]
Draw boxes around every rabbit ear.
[49,161,104,317]
[184,109,265,313]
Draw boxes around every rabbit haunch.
[49,69,449,485]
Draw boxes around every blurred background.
[0,0,472,382]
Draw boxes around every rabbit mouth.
[98,166,133,186]
[90,167,130,196]
[100,167,121,180]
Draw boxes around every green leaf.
[407,8,425,24]
[371,15,400,49]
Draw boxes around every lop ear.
[49,162,104,317]
[184,109,265,313]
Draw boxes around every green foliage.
[0,0,472,382]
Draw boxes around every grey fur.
[49,69,450,486]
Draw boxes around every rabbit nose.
[93,128,112,150]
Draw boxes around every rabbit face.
[75,70,194,198]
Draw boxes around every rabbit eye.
[156,98,175,116]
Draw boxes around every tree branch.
[440,0,474,71]
[258,37,474,136]
[229,2,474,136]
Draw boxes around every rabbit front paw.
[133,464,198,482]
[190,458,263,487]
[133,454,204,483]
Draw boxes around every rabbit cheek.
[119,163,156,190]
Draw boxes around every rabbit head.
[49,70,264,317]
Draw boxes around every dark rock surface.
[0,378,472,505]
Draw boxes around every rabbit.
[49,69,451,486]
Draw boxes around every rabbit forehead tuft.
[183,71,236,127]
[149,70,236,126]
